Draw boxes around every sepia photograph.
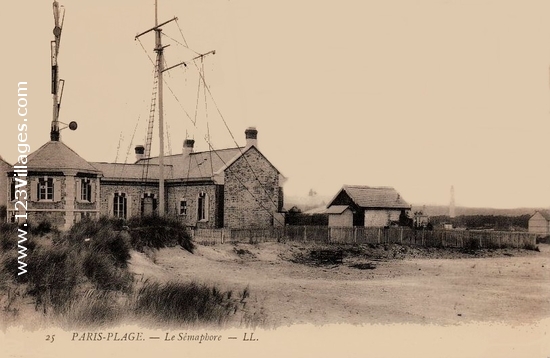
[1,0,549,357]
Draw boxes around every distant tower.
[449,186,456,218]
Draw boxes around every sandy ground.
[128,242,550,328]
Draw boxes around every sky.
[2,0,550,209]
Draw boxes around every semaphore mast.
[135,1,178,216]
[135,0,214,216]
[50,0,65,141]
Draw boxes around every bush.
[1,252,19,278]
[61,289,123,328]
[64,217,131,268]
[0,223,18,252]
[30,220,53,237]
[65,217,123,242]
[461,237,481,253]
[134,281,238,325]
[25,245,80,312]
[82,250,132,292]
[128,216,194,253]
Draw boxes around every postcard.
[1,1,549,357]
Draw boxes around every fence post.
[304,226,307,242]
[221,229,224,244]
[455,231,458,247]
[400,228,403,244]
[378,228,381,244]
[354,227,357,244]
[479,232,482,249]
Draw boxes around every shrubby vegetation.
[430,214,531,230]
[134,281,248,325]
[127,215,194,253]
[0,216,245,328]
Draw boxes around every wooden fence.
[191,226,537,249]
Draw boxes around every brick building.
[0,157,11,215]
[3,127,286,230]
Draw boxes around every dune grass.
[134,280,244,325]
[0,217,251,328]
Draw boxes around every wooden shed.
[528,211,550,237]
[326,205,354,227]
[326,185,411,227]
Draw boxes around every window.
[38,177,54,201]
[80,179,92,202]
[10,179,15,201]
[179,199,187,216]
[113,193,127,219]
[141,193,156,216]
[197,192,208,221]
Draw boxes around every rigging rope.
[191,61,281,212]
[134,22,284,225]
[202,59,215,177]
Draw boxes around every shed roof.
[328,185,411,209]
[532,211,550,221]
[325,205,352,214]
[27,141,100,174]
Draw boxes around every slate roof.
[90,162,173,181]
[325,205,352,214]
[328,185,411,209]
[27,141,100,173]
[137,145,285,181]
[21,140,282,183]
[137,147,250,180]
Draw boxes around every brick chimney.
[183,139,195,157]
[135,145,145,162]
[245,127,258,148]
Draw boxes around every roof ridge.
[92,161,173,167]
[190,146,244,155]
[345,184,394,189]
[28,141,100,173]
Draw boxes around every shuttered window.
[113,193,127,219]
[38,178,54,201]
[79,179,92,202]
[179,199,187,216]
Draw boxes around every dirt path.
[129,242,550,328]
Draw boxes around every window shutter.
[6,179,9,203]
[53,178,61,202]
[30,178,38,202]
[126,195,131,220]
[205,193,209,221]
[75,179,81,201]
[90,180,96,203]
[108,193,114,217]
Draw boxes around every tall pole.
[155,0,165,216]
[51,0,62,141]
[134,2,213,217]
